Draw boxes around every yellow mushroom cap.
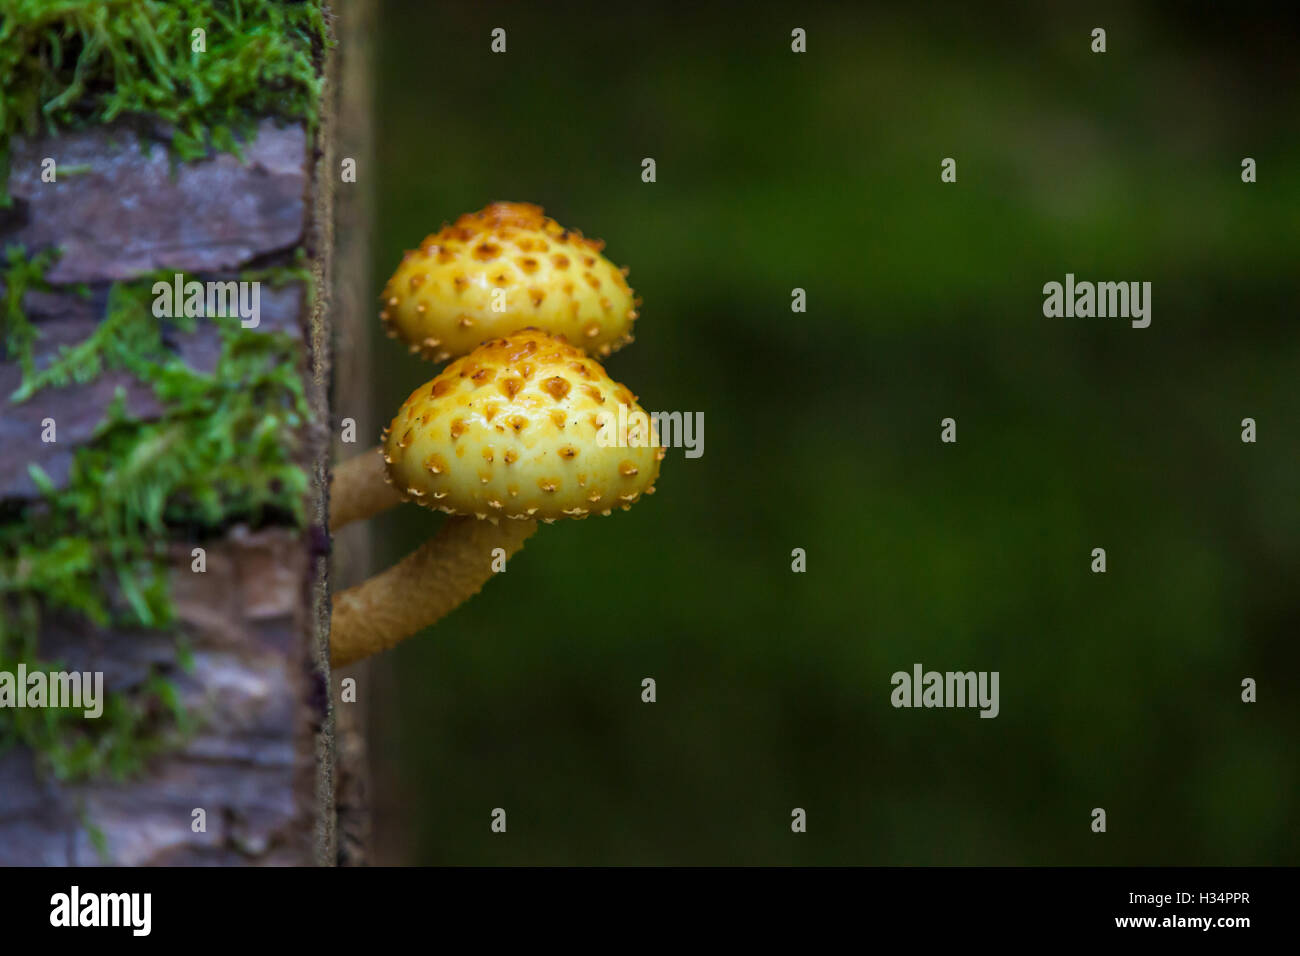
[380,202,639,362]
[383,329,663,522]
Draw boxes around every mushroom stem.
[330,516,538,667]
[330,447,405,532]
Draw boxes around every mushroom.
[330,329,663,667]
[380,200,639,362]
[331,200,640,532]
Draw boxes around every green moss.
[0,0,330,200]
[1,245,62,384]
[0,247,312,781]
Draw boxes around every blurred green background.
[362,0,1298,864]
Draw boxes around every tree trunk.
[0,1,370,866]
[330,0,378,867]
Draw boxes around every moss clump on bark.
[0,0,329,200]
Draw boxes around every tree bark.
[330,0,378,867]
[0,3,364,865]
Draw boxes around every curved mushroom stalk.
[331,516,537,667]
[330,447,405,532]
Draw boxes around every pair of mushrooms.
[330,202,664,667]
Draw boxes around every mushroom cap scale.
[384,329,662,521]
[381,202,638,361]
